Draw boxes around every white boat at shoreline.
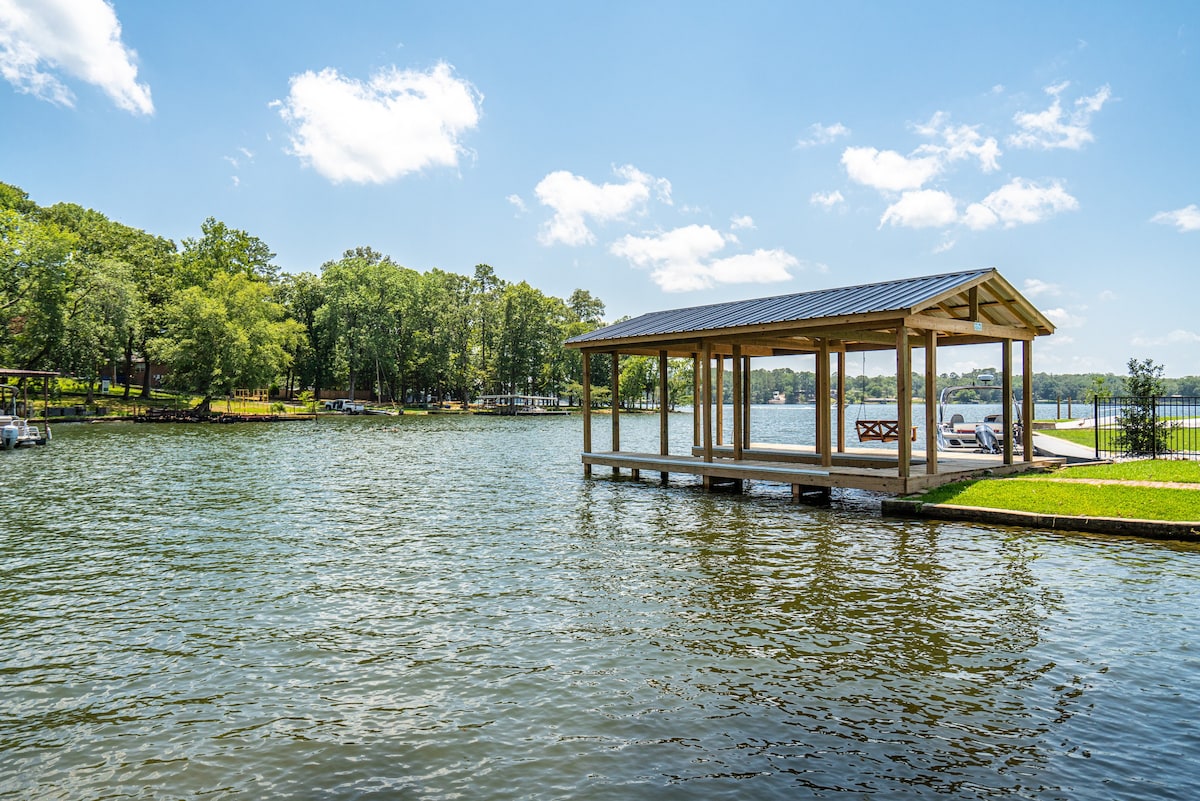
[1,414,49,449]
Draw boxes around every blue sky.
[1,1,1198,376]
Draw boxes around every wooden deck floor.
[582,443,1060,495]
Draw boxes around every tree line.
[0,182,606,409]
[4,181,1196,411]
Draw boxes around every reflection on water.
[2,412,1198,800]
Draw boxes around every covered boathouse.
[564,267,1058,498]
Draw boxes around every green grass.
[917,459,1200,521]
[1055,460,1200,483]
[1037,428,1096,447]
[1039,426,1197,452]
[919,478,1200,521]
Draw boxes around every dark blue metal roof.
[566,268,999,346]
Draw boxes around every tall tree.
[0,208,77,369]
[152,272,303,412]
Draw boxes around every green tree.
[152,272,303,412]
[0,208,77,369]
[1116,357,1170,456]
[62,258,137,402]
[275,272,326,399]
[178,217,277,286]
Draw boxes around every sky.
[1,0,1198,377]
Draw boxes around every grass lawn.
[1037,428,1095,447]
[1054,460,1200,483]
[1039,426,1196,452]
[916,461,1200,522]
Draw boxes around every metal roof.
[565,267,1053,350]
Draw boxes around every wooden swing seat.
[855,419,918,443]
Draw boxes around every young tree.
[1116,357,1170,456]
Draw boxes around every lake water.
[3,408,1198,800]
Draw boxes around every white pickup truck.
[322,398,366,414]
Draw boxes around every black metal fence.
[1094,396,1200,459]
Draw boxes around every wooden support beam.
[896,326,912,479]
[732,344,743,460]
[611,351,620,475]
[582,352,592,476]
[836,350,846,454]
[968,286,979,321]
[658,351,669,456]
[904,314,1034,340]
[924,329,938,475]
[1022,339,1034,462]
[978,282,1038,329]
[715,354,724,446]
[692,352,701,448]
[1002,340,1013,466]
[702,342,713,463]
[739,352,748,448]
[818,340,832,467]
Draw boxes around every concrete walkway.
[1031,432,1099,462]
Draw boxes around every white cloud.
[1132,329,1200,346]
[1151,204,1200,232]
[276,62,482,184]
[879,189,958,229]
[730,214,755,230]
[1043,307,1086,328]
[708,250,799,286]
[796,122,850,148]
[506,194,527,214]
[810,190,845,208]
[534,164,670,247]
[1009,82,1111,150]
[912,112,1001,172]
[1098,289,1117,302]
[1022,278,1061,297]
[842,114,1000,194]
[842,146,942,191]
[0,0,152,114]
[933,233,956,254]
[963,178,1078,229]
[609,224,798,292]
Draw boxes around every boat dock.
[565,269,1059,498]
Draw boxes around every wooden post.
[742,355,751,449]
[732,344,743,460]
[1002,340,1013,465]
[715,354,724,446]
[896,326,911,480]
[924,329,938,475]
[582,351,592,476]
[1022,339,1034,462]
[611,350,620,475]
[692,352,701,449]
[659,350,669,481]
[702,342,713,489]
[836,350,846,454]
[818,340,832,467]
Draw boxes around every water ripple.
[2,414,1199,799]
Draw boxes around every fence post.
[1094,396,1099,460]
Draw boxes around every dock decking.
[583,444,1059,496]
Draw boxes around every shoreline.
[882,497,1200,541]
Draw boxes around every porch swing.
[853,353,917,444]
